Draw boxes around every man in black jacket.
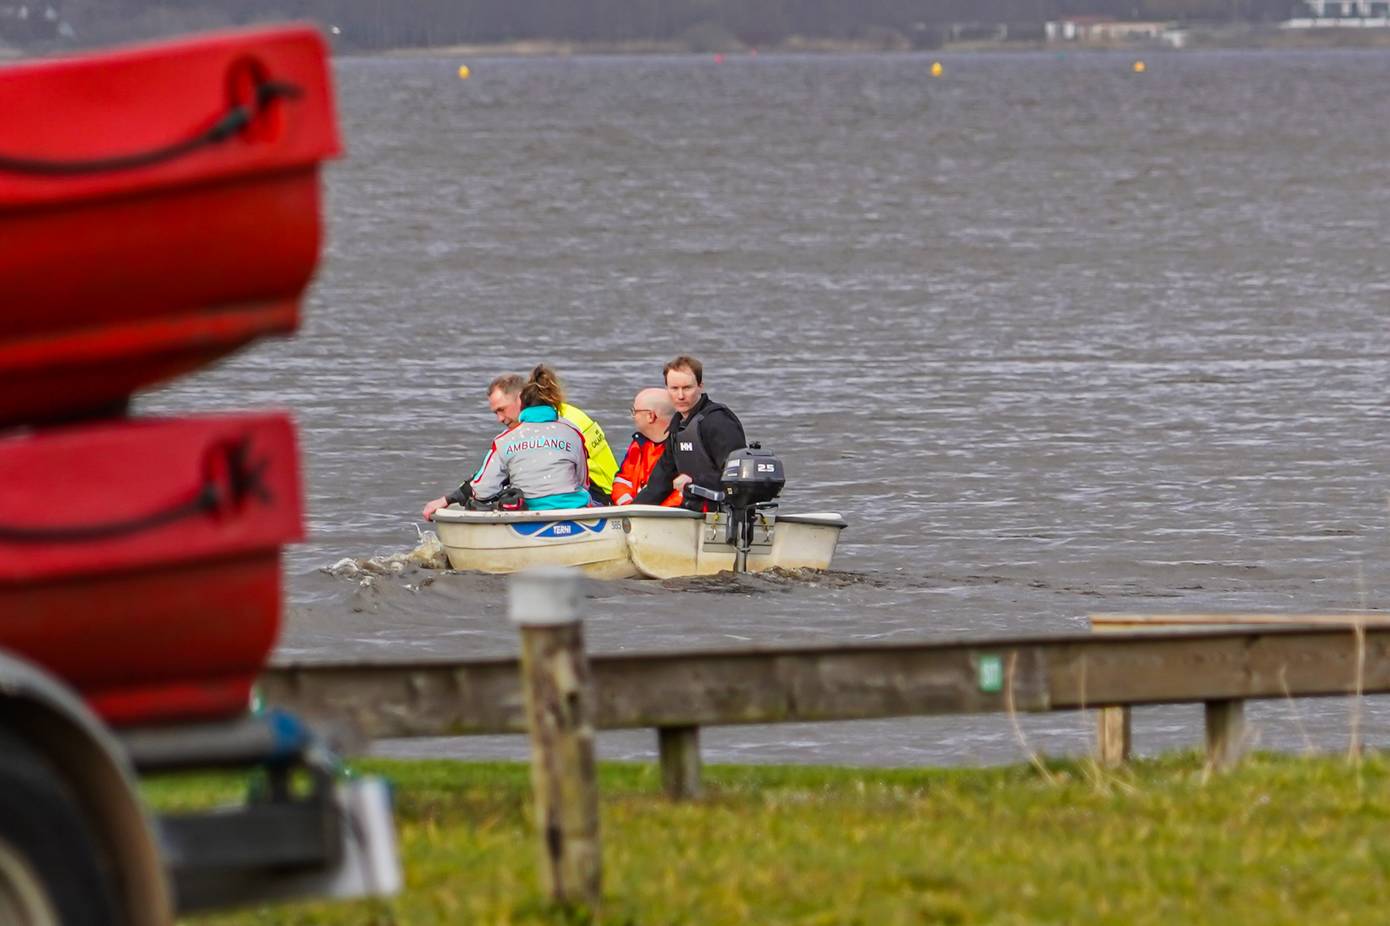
[634,354,746,509]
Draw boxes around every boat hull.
[434,509,637,579]
[0,413,303,726]
[0,26,340,428]
[433,505,846,579]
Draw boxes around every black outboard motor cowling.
[720,443,785,507]
[706,442,784,572]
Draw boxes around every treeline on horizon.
[21,0,1306,51]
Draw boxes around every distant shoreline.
[378,27,1390,59]
[7,25,1390,63]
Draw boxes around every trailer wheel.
[0,731,123,926]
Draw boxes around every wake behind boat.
[431,503,846,579]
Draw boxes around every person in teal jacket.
[424,371,592,518]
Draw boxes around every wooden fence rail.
[260,618,1390,793]
[1088,612,1390,767]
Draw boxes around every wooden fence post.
[510,567,601,910]
[1089,620,1133,766]
[658,725,702,800]
[1204,699,1245,771]
[1097,706,1131,766]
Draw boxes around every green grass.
[159,752,1390,925]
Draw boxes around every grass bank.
[162,753,1390,924]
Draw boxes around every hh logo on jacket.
[679,442,694,451]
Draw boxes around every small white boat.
[431,504,846,579]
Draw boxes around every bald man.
[611,387,682,507]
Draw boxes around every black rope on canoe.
[0,79,301,177]
[0,438,273,543]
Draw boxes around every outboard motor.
[688,443,786,572]
[720,443,785,509]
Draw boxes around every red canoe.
[0,26,341,429]
[0,412,304,726]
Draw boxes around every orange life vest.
[612,433,682,507]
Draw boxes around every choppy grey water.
[142,49,1390,767]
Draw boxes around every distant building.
[1282,0,1390,25]
[1045,17,1185,47]
[1299,0,1390,14]
[0,3,63,42]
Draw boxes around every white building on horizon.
[1044,16,1186,47]
[1300,0,1390,14]
[1284,0,1390,25]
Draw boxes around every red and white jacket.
[611,432,682,507]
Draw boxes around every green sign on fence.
[976,654,1003,693]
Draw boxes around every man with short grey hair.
[422,373,526,520]
[485,373,525,430]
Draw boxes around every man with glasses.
[612,387,681,506]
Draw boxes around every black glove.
[444,480,474,507]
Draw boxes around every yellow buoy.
[457,64,471,80]
[1132,60,1146,74]
[930,61,943,77]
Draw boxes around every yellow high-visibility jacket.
[557,402,618,495]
